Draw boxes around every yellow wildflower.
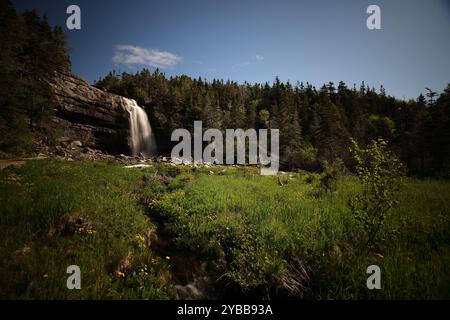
[374,253,384,260]
[135,235,145,242]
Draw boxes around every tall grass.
[0,160,172,299]
[151,171,450,299]
[1,160,449,299]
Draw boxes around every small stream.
[148,218,220,299]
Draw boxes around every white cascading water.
[122,97,157,157]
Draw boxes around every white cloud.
[233,55,264,69]
[113,45,182,69]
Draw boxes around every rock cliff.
[49,73,131,154]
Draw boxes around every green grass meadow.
[1,160,449,299]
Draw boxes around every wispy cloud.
[113,45,182,69]
[233,61,252,69]
[233,54,265,69]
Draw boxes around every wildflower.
[4,174,22,185]
[76,226,96,235]
[374,253,384,260]
[165,256,170,260]
[135,235,145,242]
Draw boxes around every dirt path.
[0,160,26,170]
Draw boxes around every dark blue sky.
[13,0,450,99]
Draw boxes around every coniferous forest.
[0,0,70,155]
[95,69,450,176]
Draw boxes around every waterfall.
[122,97,157,157]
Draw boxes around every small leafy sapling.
[349,138,405,250]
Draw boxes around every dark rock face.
[49,73,131,154]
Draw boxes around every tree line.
[1,0,448,177]
[95,69,450,177]
[0,0,70,155]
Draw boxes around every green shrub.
[319,158,346,193]
[298,144,319,171]
[349,138,405,249]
